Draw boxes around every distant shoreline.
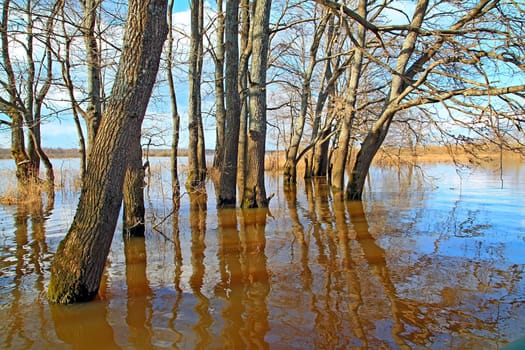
[1,146,522,165]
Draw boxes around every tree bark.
[346,0,429,200]
[123,135,146,237]
[241,0,271,208]
[48,0,167,304]
[218,0,241,207]
[186,0,206,190]
[167,0,181,199]
[213,0,226,170]
[236,0,251,196]
[331,0,367,192]
[80,0,102,156]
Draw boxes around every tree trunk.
[213,0,226,170]
[167,0,181,199]
[218,0,241,207]
[186,0,205,190]
[2,0,56,188]
[283,13,329,185]
[331,0,367,192]
[312,126,331,177]
[123,135,146,237]
[346,0,429,200]
[346,120,390,200]
[236,0,251,194]
[241,0,271,208]
[48,0,167,304]
[81,0,102,156]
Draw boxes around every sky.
[0,0,418,151]
[0,2,193,150]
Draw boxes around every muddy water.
[1,158,525,349]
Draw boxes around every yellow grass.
[262,145,524,172]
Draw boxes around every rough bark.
[241,0,271,208]
[331,0,367,192]
[167,0,181,198]
[346,0,429,199]
[218,0,241,207]
[186,0,206,190]
[236,0,251,196]
[213,0,226,170]
[123,135,146,237]
[80,0,102,156]
[48,0,167,304]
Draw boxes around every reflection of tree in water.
[239,208,270,349]
[215,207,270,349]
[3,196,53,348]
[169,195,184,346]
[124,235,152,348]
[188,192,212,350]
[347,200,432,349]
[216,208,244,348]
[287,180,433,348]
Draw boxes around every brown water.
[1,159,525,349]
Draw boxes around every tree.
[331,0,367,192]
[1,0,58,189]
[167,0,181,199]
[241,0,272,208]
[312,0,525,199]
[186,0,207,190]
[212,0,226,170]
[48,0,168,304]
[282,8,331,186]
[218,0,241,207]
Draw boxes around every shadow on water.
[1,159,525,348]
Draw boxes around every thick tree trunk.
[48,0,167,304]
[123,136,146,237]
[218,0,241,207]
[241,0,271,208]
[10,112,31,185]
[346,0,429,200]
[186,0,205,190]
[312,126,331,177]
[331,0,367,192]
[237,0,251,194]
[346,121,390,200]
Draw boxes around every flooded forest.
[2,157,525,348]
[2,0,525,348]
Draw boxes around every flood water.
[1,157,525,349]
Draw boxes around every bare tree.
[48,0,168,304]
[212,0,226,170]
[167,0,181,199]
[331,0,367,192]
[186,0,207,190]
[241,0,272,208]
[218,0,241,207]
[1,0,59,189]
[282,7,331,186]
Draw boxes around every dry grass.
[262,145,524,172]
[375,145,523,166]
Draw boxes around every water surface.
[1,158,524,349]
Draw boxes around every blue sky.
[0,3,195,150]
